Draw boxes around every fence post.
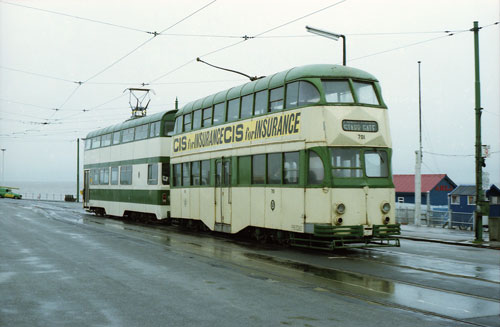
[448,210,453,229]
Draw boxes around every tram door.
[215,158,232,231]
[83,170,90,208]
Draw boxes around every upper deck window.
[149,121,160,137]
[85,139,91,150]
[135,124,148,140]
[165,120,175,136]
[193,109,202,130]
[254,90,268,116]
[174,117,182,135]
[322,80,354,103]
[113,131,120,145]
[227,98,240,122]
[102,134,111,147]
[213,103,225,126]
[240,94,253,119]
[269,87,284,111]
[91,136,101,149]
[183,113,192,132]
[122,128,134,143]
[353,81,379,105]
[286,81,320,109]
[202,107,212,127]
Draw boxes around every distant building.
[486,184,500,217]
[393,174,456,206]
[449,185,476,214]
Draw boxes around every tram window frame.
[227,98,240,122]
[91,136,101,149]
[182,162,191,186]
[111,167,119,185]
[202,107,213,127]
[330,148,363,178]
[165,120,175,136]
[101,134,111,147]
[91,169,99,185]
[365,150,388,178]
[284,152,300,184]
[237,156,251,185]
[240,94,254,119]
[308,151,325,185]
[84,139,91,150]
[183,113,192,132]
[162,162,169,185]
[148,163,158,185]
[267,153,282,184]
[100,168,110,185]
[352,81,380,105]
[213,103,225,126]
[122,128,135,143]
[254,90,268,116]
[192,109,202,130]
[191,161,201,186]
[174,117,182,135]
[322,80,354,103]
[252,154,266,184]
[298,81,320,106]
[113,131,121,145]
[269,87,284,111]
[149,121,160,138]
[120,165,133,185]
[135,124,148,140]
[201,160,210,186]
[173,164,181,187]
[285,82,300,109]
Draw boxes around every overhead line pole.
[473,21,484,242]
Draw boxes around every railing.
[396,205,474,230]
[19,193,81,202]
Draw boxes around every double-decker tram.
[170,64,400,249]
[83,110,177,219]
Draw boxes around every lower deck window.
[148,163,158,185]
[120,165,133,185]
[111,167,119,185]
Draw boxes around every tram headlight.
[336,203,346,215]
[381,202,391,214]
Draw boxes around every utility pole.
[76,139,80,203]
[414,61,423,226]
[473,21,484,242]
[1,149,5,185]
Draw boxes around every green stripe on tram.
[84,156,170,169]
[89,189,170,205]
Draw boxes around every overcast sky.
[0,0,499,187]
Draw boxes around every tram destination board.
[342,120,378,132]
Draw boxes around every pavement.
[400,224,500,249]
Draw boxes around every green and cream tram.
[170,64,400,249]
[83,110,177,219]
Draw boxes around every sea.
[3,181,81,201]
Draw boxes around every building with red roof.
[393,174,456,206]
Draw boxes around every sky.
[0,0,499,187]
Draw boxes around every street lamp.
[1,149,6,186]
[306,25,346,66]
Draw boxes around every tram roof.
[85,110,176,139]
[176,64,379,116]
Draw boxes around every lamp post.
[306,26,346,65]
[1,149,6,185]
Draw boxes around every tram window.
[101,134,111,147]
[191,161,200,186]
[182,162,191,186]
[148,163,158,185]
[267,153,282,184]
[252,154,266,184]
[174,117,182,135]
[213,103,225,126]
[322,80,354,103]
[298,81,320,106]
[100,168,109,185]
[201,160,210,185]
[308,152,324,184]
[113,131,121,145]
[227,98,240,122]
[150,121,160,137]
[352,81,379,105]
[165,120,175,136]
[192,109,202,130]
[111,167,119,185]
[330,148,362,178]
[254,90,268,116]
[269,87,284,111]
[173,164,181,186]
[285,82,299,108]
[90,169,99,185]
[120,165,133,185]
[122,128,135,143]
[84,139,91,150]
[183,114,192,132]
[284,152,299,184]
[240,94,254,119]
[162,163,169,185]
[202,107,212,127]
[135,124,148,140]
[365,150,388,177]
[216,161,222,186]
[237,156,251,185]
[91,136,101,149]
[223,160,230,187]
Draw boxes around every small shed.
[448,185,476,229]
[486,184,500,217]
[393,174,456,206]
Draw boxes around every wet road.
[1,199,499,327]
